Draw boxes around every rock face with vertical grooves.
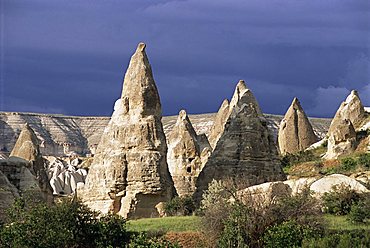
[9,124,53,203]
[81,43,175,218]
[208,99,230,150]
[278,98,318,155]
[167,110,209,197]
[194,80,286,202]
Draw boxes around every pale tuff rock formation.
[325,119,357,159]
[328,90,365,134]
[82,43,175,218]
[237,174,368,203]
[194,80,286,202]
[324,91,366,159]
[9,124,53,203]
[46,157,87,195]
[167,110,209,197]
[310,174,369,195]
[0,170,19,221]
[208,81,263,150]
[278,98,318,155]
[208,99,230,149]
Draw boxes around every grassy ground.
[128,215,370,233]
[127,216,202,233]
[324,215,370,230]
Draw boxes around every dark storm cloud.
[1,0,369,117]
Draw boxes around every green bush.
[357,153,370,169]
[201,181,323,247]
[340,157,357,171]
[0,198,102,248]
[281,150,318,169]
[348,194,370,223]
[164,196,196,216]
[0,198,178,248]
[302,230,370,248]
[128,233,180,248]
[263,220,318,248]
[217,203,250,248]
[322,185,361,215]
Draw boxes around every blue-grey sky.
[1,0,369,117]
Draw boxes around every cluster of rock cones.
[1,43,369,220]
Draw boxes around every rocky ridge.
[0,113,331,158]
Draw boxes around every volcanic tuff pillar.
[194,80,286,202]
[82,43,175,218]
[278,98,318,155]
[167,110,206,197]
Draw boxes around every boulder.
[325,119,357,159]
[194,80,286,202]
[81,43,175,218]
[278,98,318,154]
[310,174,369,194]
[167,110,204,197]
[238,181,292,204]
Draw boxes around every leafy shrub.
[357,153,370,169]
[201,181,323,247]
[322,185,361,215]
[302,230,370,248]
[128,233,180,248]
[263,220,318,248]
[0,198,105,248]
[0,198,178,248]
[339,157,357,171]
[164,196,196,216]
[348,193,370,223]
[281,150,318,169]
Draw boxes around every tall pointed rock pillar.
[82,43,175,218]
[10,124,53,203]
[328,90,365,134]
[167,110,204,197]
[194,80,286,202]
[278,98,318,155]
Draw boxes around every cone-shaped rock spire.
[9,124,53,203]
[278,98,318,155]
[10,123,40,161]
[328,90,365,134]
[82,43,175,218]
[120,42,161,117]
[194,81,286,202]
[208,80,263,150]
[167,110,204,197]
